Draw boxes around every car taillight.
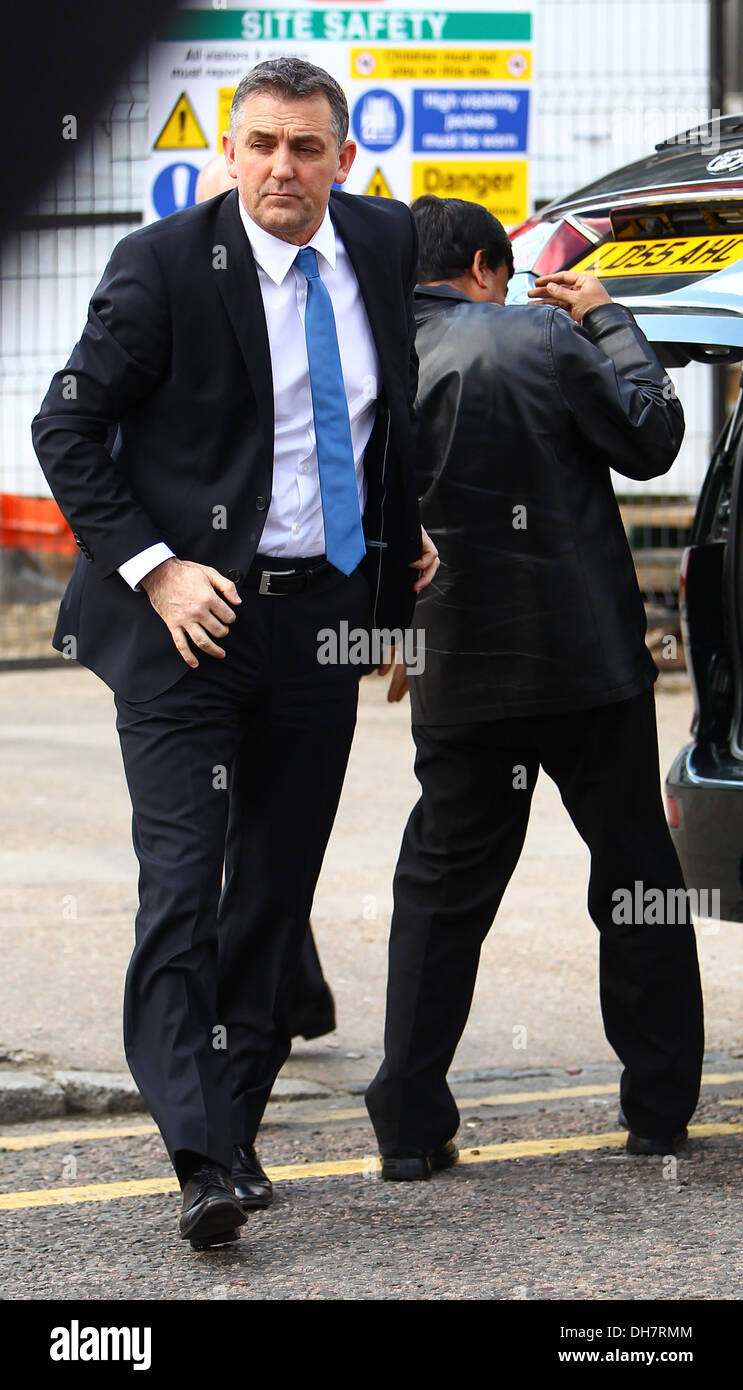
[509,217,558,272]
[510,217,540,239]
[576,216,611,239]
[667,796,680,828]
[533,222,591,275]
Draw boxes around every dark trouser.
[366,689,705,1155]
[291,923,331,1007]
[115,558,370,1173]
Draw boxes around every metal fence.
[0,2,733,668]
[529,0,717,671]
[0,53,149,665]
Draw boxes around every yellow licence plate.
[572,234,743,277]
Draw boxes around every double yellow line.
[1,1070,741,1213]
[1,1123,741,1212]
[4,1070,742,1153]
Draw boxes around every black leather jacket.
[408,285,685,724]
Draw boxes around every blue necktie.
[294,246,366,575]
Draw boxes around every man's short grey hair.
[229,57,349,148]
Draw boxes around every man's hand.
[410,525,439,593]
[386,658,409,703]
[141,557,241,668]
[375,526,439,693]
[528,270,612,325]
[376,648,409,702]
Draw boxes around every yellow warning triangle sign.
[153,92,209,150]
[364,167,394,198]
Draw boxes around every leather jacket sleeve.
[549,301,685,482]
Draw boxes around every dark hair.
[230,57,349,148]
[410,195,514,283]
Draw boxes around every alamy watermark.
[317,621,425,674]
[610,106,722,153]
[50,1321,151,1371]
[611,880,721,925]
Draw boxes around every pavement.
[0,666,741,1301]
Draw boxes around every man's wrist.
[140,556,178,595]
[118,542,175,591]
[582,300,631,332]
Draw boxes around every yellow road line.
[290,1083,626,1125]
[0,1122,740,1213]
[720,1098,743,1106]
[0,1176,177,1209]
[691,1070,743,1085]
[0,1122,158,1152]
[2,1071,742,1150]
[279,1070,743,1125]
[456,1122,743,1165]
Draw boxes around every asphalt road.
[0,669,741,1085]
[2,1063,741,1302]
[1,669,741,1319]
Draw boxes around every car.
[666,383,743,922]
[508,115,743,919]
[508,114,743,321]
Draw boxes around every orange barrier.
[0,493,76,554]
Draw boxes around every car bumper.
[666,743,743,921]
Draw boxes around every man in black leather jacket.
[366,195,705,1179]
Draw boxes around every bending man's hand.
[375,648,409,702]
[410,525,439,593]
[528,270,611,325]
[386,657,409,703]
[141,557,241,668]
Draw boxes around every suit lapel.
[211,191,400,451]
[213,190,274,445]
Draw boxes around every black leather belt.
[242,556,332,597]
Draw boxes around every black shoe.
[430,1139,460,1171]
[381,1139,459,1182]
[232,1144,274,1210]
[287,987,336,1041]
[618,1107,688,1156]
[179,1162,247,1249]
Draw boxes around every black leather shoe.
[618,1107,688,1155]
[232,1144,274,1210]
[381,1139,459,1182]
[287,987,336,1041]
[178,1163,247,1249]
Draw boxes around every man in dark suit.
[366,196,704,1179]
[32,57,437,1248]
[194,145,337,1048]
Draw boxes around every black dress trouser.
[291,922,331,1008]
[366,688,705,1155]
[114,558,370,1173]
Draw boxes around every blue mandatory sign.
[413,89,530,154]
[152,162,200,218]
[352,89,405,151]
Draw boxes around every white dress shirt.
[118,198,380,590]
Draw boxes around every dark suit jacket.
[408,286,685,724]
[31,188,421,701]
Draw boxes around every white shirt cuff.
[118,542,175,591]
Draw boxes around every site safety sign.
[146,2,532,226]
[153,91,209,149]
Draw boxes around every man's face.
[223,91,356,244]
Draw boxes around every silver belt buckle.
[258,568,295,596]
